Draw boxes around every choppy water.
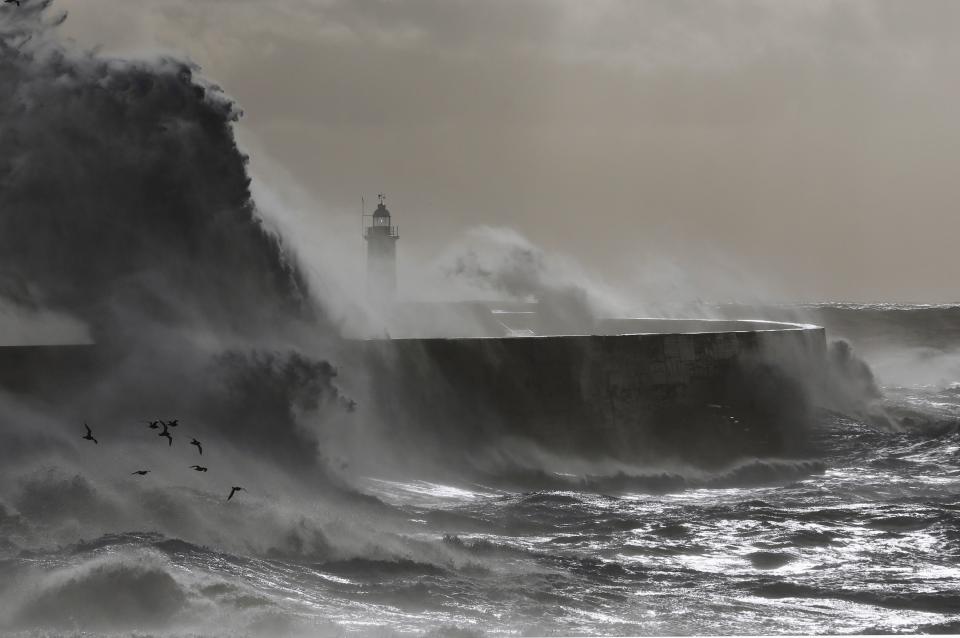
[0,308,960,636]
[4,355,960,635]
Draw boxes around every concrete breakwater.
[358,319,827,466]
[0,317,828,467]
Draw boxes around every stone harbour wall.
[358,319,827,466]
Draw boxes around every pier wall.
[358,319,826,465]
[0,319,828,466]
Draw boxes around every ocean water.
[2,305,959,637]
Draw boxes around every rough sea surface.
[2,306,959,637]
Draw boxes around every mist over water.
[0,7,382,633]
[1,3,959,636]
[0,1,315,341]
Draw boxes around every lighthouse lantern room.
[363,193,399,300]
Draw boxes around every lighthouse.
[363,193,399,301]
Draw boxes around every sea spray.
[0,3,365,571]
[0,0,315,339]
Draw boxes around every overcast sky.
[56,0,960,303]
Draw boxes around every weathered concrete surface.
[0,317,827,467]
[358,319,826,466]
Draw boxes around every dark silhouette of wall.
[359,319,826,467]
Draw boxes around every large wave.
[0,3,376,606]
[0,0,352,457]
[0,1,317,341]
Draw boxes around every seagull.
[82,423,98,445]
[227,486,245,501]
[190,438,202,455]
[165,419,179,428]
[158,423,173,446]
[146,420,162,430]
[131,470,150,476]
[189,465,208,472]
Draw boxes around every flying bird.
[82,423,98,445]
[227,486,245,501]
[146,420,162,430]
[158,423,173,446]
[189,465,208,472]
[190,438,202,455]
[165,419,179,428]
[131,470,150,476]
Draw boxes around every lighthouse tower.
[363,193,399,301]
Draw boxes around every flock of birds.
[82,420,245,501]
